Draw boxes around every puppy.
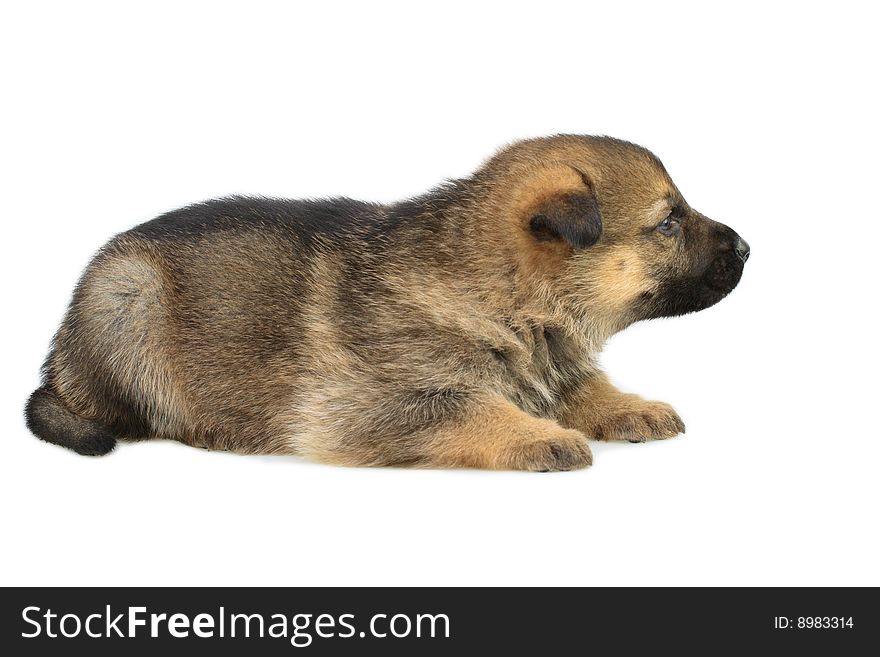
[25,135,748,470]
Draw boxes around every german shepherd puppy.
[25,135,748,470]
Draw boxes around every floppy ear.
[528,171,603,248]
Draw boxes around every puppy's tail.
[24,386,117,456]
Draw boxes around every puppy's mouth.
[637,253,746,319]
[703,254,745,293]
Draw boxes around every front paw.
[507,428,593,472]
[591,400,685,443]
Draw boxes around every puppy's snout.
[734,237,750,263]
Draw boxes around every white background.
[2,1,878,587]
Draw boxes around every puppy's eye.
[657,215,681,235]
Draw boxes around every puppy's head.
[493,136,748,329]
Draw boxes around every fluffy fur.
[25,135,748,470]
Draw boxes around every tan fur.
[589,245,654,309]
[50,241,192,439]
[29,135,748,469]
[428,394,592,471]
[557,372,685,442]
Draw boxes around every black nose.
[734,237,750,263]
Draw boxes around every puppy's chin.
[636,255,745,319]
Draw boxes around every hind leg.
[29,242,188,451]
[25,387,118,456]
